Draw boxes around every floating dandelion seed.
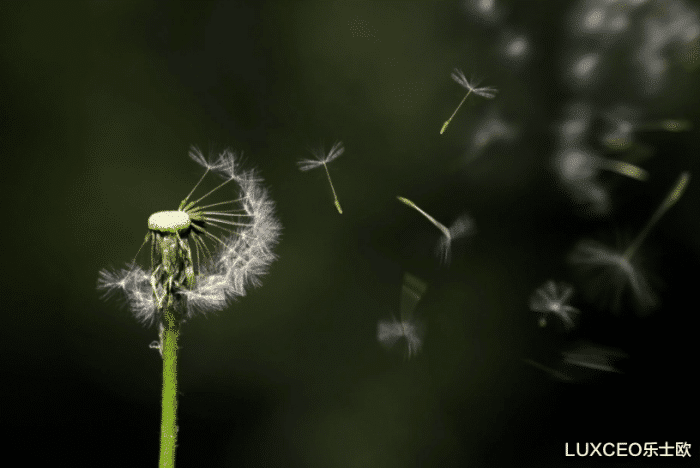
[569,171,690,314]
[400,272,428,319]
[440,69,497,135]
[297,141,345,214]
[377,316,425,359]
[601,104,692,151]
[561,341,628,374]
[524,341,627,382]
[436,214,476,265]
[378,273,427,359]
[553,147,648,216]
[397,196,475,265]
[529,280,581,331]
[556,147,649,183]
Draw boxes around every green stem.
[159,304,180,468]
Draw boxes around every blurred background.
[1,1,698,466]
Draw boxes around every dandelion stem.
[158,302,180,468]
[323,163,343,214]
[440,89,473,135]
[623,172,691,259]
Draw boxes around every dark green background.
[2,1,698,466]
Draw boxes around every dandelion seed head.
[98,148,281,325]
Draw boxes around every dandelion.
[529,280,581,330]
[297,141,345,214]
[440,69,497,135]
[378,273,427,359]
[97,146,281,467]
[397,196,475,265]
[569,171,690,314]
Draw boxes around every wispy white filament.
[98,148,281,325]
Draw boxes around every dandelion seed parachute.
[377,273,428,359]
[529,280,580,331]
[377,317,424,358]
[97,263,155,324]
[569,172,690,314]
